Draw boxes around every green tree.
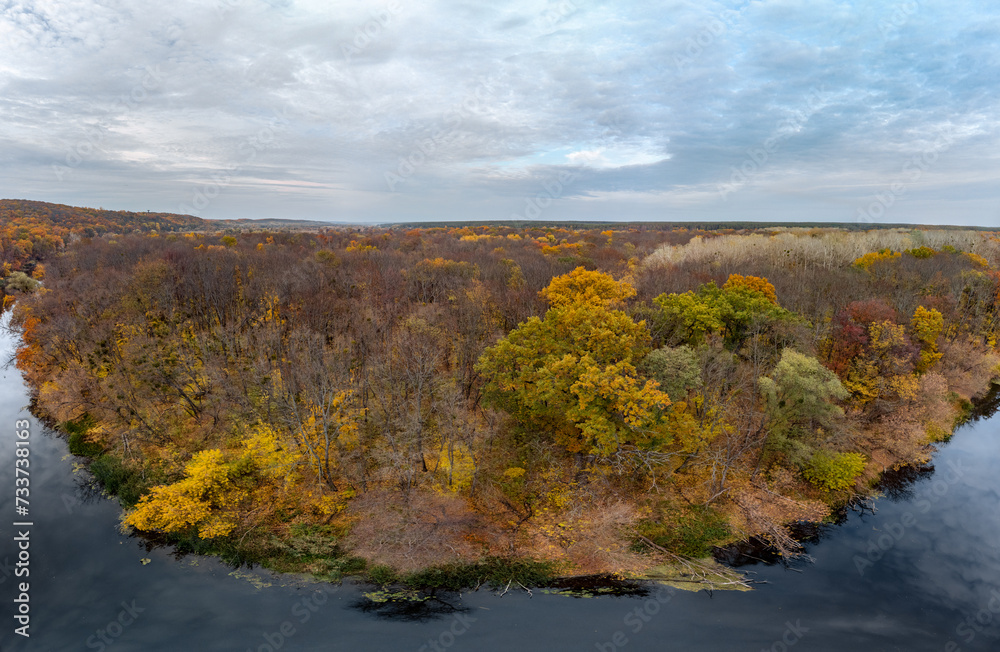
[759,349,848,465]
[640,345,702,401]
[654,280,794,350]
[4,271,39,293]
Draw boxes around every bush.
[88,454,148,507]
[368,564,398,586]
[640,345,702,401]
[803,451,866,492]
[635,505,732,557]
[397,558,559,591]
[68,432,105,457]
[4,272,39,293]
[64,415,104,457]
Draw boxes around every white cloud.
[0,0,998,226]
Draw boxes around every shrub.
[64,415,104,457]
[4,272,39,293]
[803,451,866,492]
[635,505,732,557]
[89,454,148,507]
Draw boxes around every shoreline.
[26,378,998,595]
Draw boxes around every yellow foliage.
[963,252,991,268]
[843,320,920,404]
[853,249,901,271]
[346,240,376,252]
[437,442,476,491]
[126,449,241,538]
[125,424,303,538]
[540,267,636,310]
[911,306,944,372]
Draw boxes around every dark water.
[2,322,999,652]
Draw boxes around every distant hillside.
[0,199,213,275]
[0,199,207,237]
[220,217,340,229]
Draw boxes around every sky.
[1,0,999,226]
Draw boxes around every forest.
[5,202,1000,588]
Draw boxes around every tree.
[4,271,39,293]
[540,266,636,309]
[125,425,301,538]
[640,345,701,401]
[653,278,794,350]
[759,349,848,466]
[723,274,777,304]
[840,320,919,410]
[910,305,944,372]
[477,269,670,456]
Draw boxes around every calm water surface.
[2,320,999,651]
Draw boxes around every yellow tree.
[477,268,669,455]
[841,320,919,406]
[723,274,777,304]
[910,306,944,372]
[126,425,301,538]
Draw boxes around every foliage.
[477,269,669,455]
[723,273,778,304]
[840,320,919,406]
[853,248,901,271]
[634,504,732,557]
[8,205,1000,581]
[89,454,152,508]
[4,272,40,293]
[759,349,848,453]
[400,557,560,591]
[125,424,302,538]
[639,345,702,401]
[802,451,866,492]
[905,246,937,259]
[653,277,794,349]
[539,265,636,309]
[910,306,944,372]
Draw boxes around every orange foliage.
[723,274,778,304]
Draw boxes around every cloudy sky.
[1,0,999,225]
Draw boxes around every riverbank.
[32,378,997,596]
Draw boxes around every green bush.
[89,454,148,507]
[635,505,732,557]
[4,271,39,293]
[395,558,559,591]
[803,451,866,492]
[64,415,105,457]
[368,564,398,586]
[904,246,936,259]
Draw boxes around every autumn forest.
[4,199,1000,588]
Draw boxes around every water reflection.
[353,590,470,621]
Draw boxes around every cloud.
[1,0,998,225]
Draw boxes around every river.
[2,322,999,651]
